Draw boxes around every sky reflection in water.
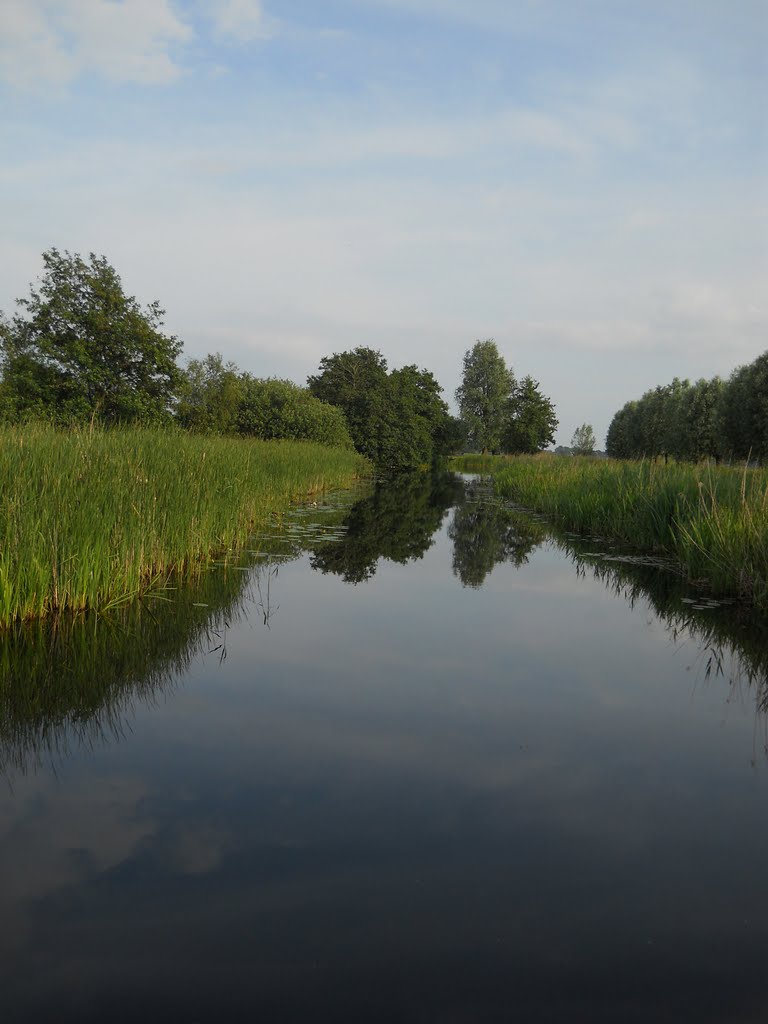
[2,474,768,1023]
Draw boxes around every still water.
[2,473,768,1023]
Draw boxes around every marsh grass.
[451,455,768,608]
[0,423,368,626]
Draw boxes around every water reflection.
[309,472,463,583]
[448,482,547,587]
[0,563,258,777]
[3,471,768,780]
[570,545,768,711]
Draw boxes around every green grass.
[450,454,768,608]
[0,423,369,626]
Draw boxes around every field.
[451,454,768,608]
[0,424,369,626]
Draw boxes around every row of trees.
[606,356,768,463]
[0,251,560,470]
[0,249,463,471]
[455,339,557,454]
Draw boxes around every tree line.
[0,249,558,470]
[606,354,768,463]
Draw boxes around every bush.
[236,377,354,449]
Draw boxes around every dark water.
[3,473,768,1023]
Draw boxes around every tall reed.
[0,423,369,626]
[451,455,768,607]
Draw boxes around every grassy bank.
[450,455,768,607]
[0,424,369,626]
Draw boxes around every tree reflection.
[448,483,547,588]
[309,472,464,583]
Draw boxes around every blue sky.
[1,0,766,445]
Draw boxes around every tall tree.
[308,347,391,464]
[720,354,768,462]
[308,349,451,471]
[455,339,515,453]
[0,249,181,423]
[677,377,724,462]
[503,375,558,454]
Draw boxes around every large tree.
[0,249,182,423]
[503,375,558,454]
[308,348,451,471]
[455,339,515,453]
[308,347,391,463]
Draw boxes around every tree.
[503,375,558,454]
[677,377,724,462]
[308,347,391,463]
[571,423,596,455]
[308,348,451,471]
[175,352,243,433]
[455,339,515,454]
[720,354,768,463]
[0,249,182,423]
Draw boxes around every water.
[2,473,768,1023]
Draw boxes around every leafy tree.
[236,377,353,448]
[455,339,515,453]
[677,377,724,462]
[503,375,558,453]
[0,249,181,423]
[437,414,469,456]
[175,352,243,433]
[308,347,391,463]
[570,423,596,456]
[308,348,451,471]
[720,354,768,462]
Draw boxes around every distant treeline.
[606,352,768,463]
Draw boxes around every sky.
[1,0,766,446]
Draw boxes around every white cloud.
[0,0,192,89]
[206,0,274,42]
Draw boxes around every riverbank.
[0,424,369,626]
[450,454,768,608]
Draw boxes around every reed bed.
[0,423,369,626]
[450,455,768,608]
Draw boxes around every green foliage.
[504,376,558,454]
[176,352,243,433]
[0,249,182,424]
[720,353,768,462]
[236,376,354,448]
[455,339,515,453]
[308,347,450,471]
[678,377,725,462]
[0,423,368,626]
[606,353,768,464]
[570,422,596,456]
[476,454,768,609]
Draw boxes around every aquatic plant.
[451,455,768,608]
[0,423,369,626]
